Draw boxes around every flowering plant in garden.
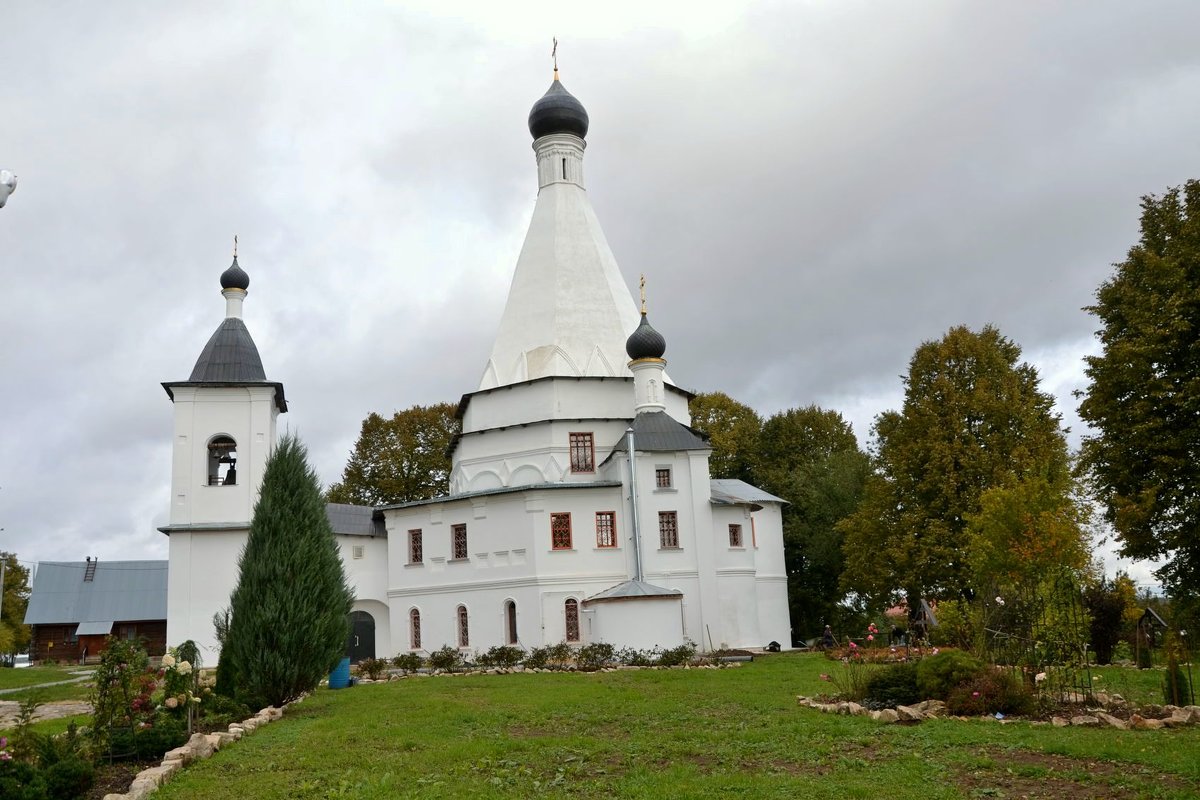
[0,736,10,761]
[161,641,203,733]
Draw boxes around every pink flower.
[867,635,874,641]
[848,641,857,649]
[932,648,940,655]
[972,691,980,698]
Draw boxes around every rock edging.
[796,695,1200,729]
[101,700,298,800]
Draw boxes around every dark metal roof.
[326,503,385,537]
[605,411,710,457]
[189,317,266,382]
[528,79,589,140]
[23,560,167,626]
[625,313,666,360]
[377,480,622,512]
[583,579,682,605]
[219,256,250,290]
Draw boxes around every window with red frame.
[595,511,616,548]
[551,512,572,550]
[565,598,580,642]
[451,524,468,560]
[659,511,679,549]
[655,467,672,488]
[408,529,423,564]
[569,432,595,472]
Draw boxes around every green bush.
[0,760,45,800]
[863,663,921,708]
[945,669,1034,717]
[42,757,94,800]
[615,647,656,667]
[547,641,574,668]
[1163,659,1194,705]
[523,646,551,670]
[428,645,464,672]
[198,693,250,727]
[916,651,987,700]
[356,657,389,680]
[392,653,424,673]
[576,642,615,671]
[109,716,188,761]
[477,646,524,668]
[658,641,697,667]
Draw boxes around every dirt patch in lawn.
[954,747,1197,799]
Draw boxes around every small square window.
[551,513,573,550]
[352,545,365,559]
[728,524,743,548]
[655,467,672,489]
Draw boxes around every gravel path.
[0,699,92,727]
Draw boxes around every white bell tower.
[160,244,287,658]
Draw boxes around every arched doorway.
[347,610,375,662]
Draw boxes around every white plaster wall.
[461,379,690,433]
[339,535,391,657]
[587,599,684,651]
[166,528,245,663]
[453,419,632,492]
[168,385,279,527]
[748,503,791,647]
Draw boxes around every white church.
[161,71,791,663]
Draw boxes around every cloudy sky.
[3,1,1198,589]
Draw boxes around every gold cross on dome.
[552,37,559,79]
[640,274,647,314]
[233,234,238,258]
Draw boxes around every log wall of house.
[29,620,168,664]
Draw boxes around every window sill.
[653,487,677,493]
[728,546,745,551]
[658,547,683,552]
[593,546,620,552]
[448,558,470,563]
[550,548,575,553]
[405,562,424,568]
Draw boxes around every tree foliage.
[220,434,354,708]
[1078,180,1200,599]
[839,325,1072,607]
[326,403,460,506]
[688,392,762,482]
[0,552,31,658]
[754,407,869,639]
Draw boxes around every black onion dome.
[220,256,250,290]
[189,318,267,382]
[626,313,667,360]
[528,79,589,140]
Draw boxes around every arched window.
[505,600,518,645]
[207,435,238,486]
[457,605,469,648]
[409,608,421,650]
[565,598,580,643]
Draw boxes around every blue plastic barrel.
[328,657,351,689]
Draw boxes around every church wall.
[338,535,391,656]
[586,598,685,651]
[166,528,246,662]
[748,503,791,647]
[453,419,632,492]
[168,385,278,527]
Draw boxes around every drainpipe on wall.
[626,427,643,582]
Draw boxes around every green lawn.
[0,665,93,691]
[154,653,1200,800]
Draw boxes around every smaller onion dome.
[220,256,250,291]
[528,79,589,140]
[626,313,667,360]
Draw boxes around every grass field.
[151,653,1200,800]
[0,665,93,692]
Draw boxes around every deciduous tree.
[219,434,354,708]
[326,403,460,506]
[839,325,1072,608]
[688,392,761,482]
[1078,179,1200,600]
[0,552,31,659]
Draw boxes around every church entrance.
[347,610,375,663]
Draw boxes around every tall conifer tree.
[219,433,354,707]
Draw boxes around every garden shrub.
[477,646,524,668]
[357,657,389,680]
[547,641,574,668]
[428,645,464,672]
[863,663,921,709]
[42,757,95,800]
[523,646,551,670]
[109,717,187,761]
[945,669,1034,717]
[657,641,698,667]
[392,653,424,673]
[196,692,250,729]
[0,759,44,800]
[1163,654,1194,706]
[576,642,615,671]
[615,646,655,667]
[89,637,156,756]
[916,650,987,700]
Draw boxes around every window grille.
[409,529,423,564]
[457,605,469,648]
[728,524,743,547]
[659,511,679,549]
[569,432,595,473]
[595,511,616,548]
[452,524,468,560]
[410,609,421,650]
[655,468,672,488]
[551,513,572,550]
[565,599,580,642]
